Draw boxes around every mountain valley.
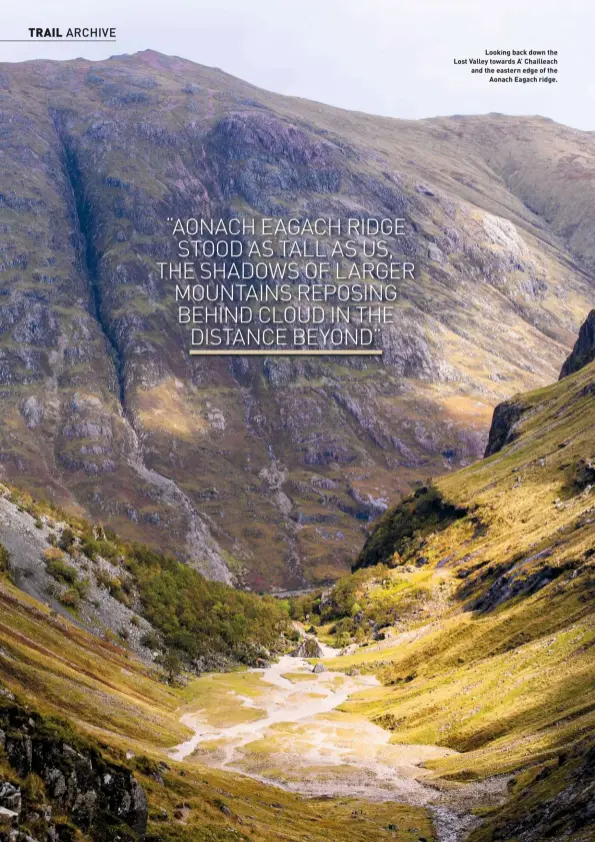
[0,49,594,842]
[0,310,593,842]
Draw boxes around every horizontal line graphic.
[189,349,383,356]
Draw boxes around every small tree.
[354,625,367,645]
[158,651,183,684]
[334,631,351,650]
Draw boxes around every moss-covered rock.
[0,694,147,841]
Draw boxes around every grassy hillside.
[0,576,435,842]
[295,355,595,840]
[0,322,593,842]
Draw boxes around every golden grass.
[316,360,595,790]
[0,577,437,840]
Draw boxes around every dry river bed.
[170,642,505,841]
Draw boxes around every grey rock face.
[560,309,595,378]
[427,243,444,263]
[0,782,21,814]
[0,701,148,840]
[19,396,43,429]
[484,399,524,457]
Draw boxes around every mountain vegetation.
[0,570,434,842]
[0,486,291,670]
[0,52,593,842]
[3,293,589,841]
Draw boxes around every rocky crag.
[560,308,595,378]
[0,689,147,842]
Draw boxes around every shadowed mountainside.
[0,50,594,587]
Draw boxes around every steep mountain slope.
[294,313,595,840]
[0,50,593,587]
[0,483,291,669]
[0,319,593,842]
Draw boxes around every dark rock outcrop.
[0,698,147,841]
[560,309,595,378]
[484,398,524,456]
[574,459,595,490]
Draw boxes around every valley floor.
[0,580,440,842]
[169,637,508,842]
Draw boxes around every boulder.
[291,638,323,658]
[0,805,18,829]
[484,399,524,456]
[312,663,327,674]
[0,781,21,814]
[575,459,595,490]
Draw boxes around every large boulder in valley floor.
[291,637,324,658]
[312,663,327,674]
